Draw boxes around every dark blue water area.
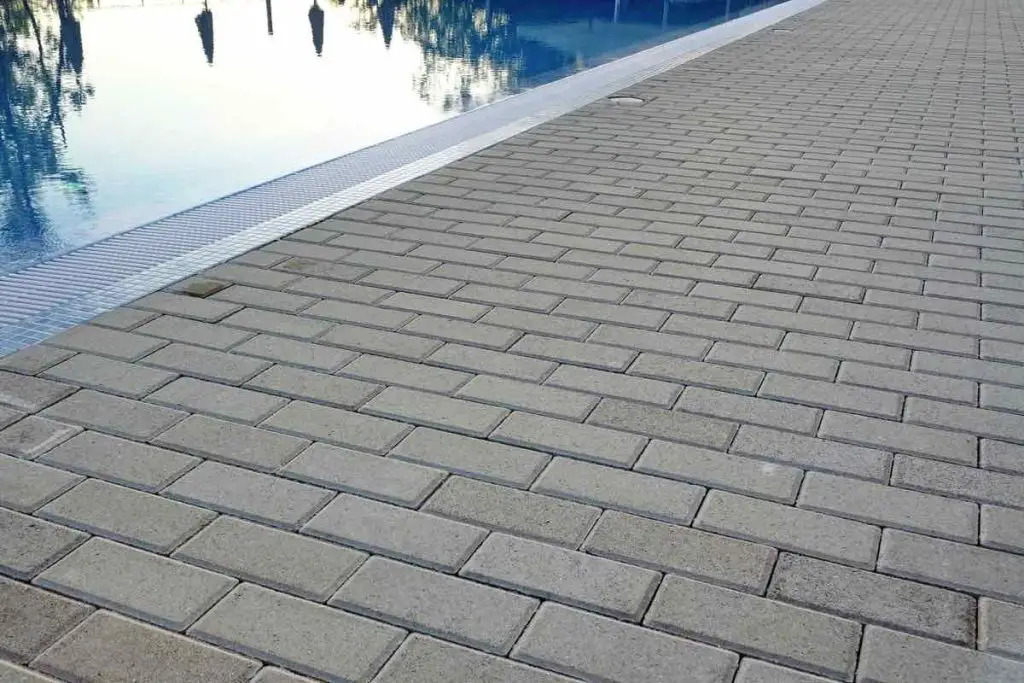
[0,0,783,273]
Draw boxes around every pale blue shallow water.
[0,0,783,273]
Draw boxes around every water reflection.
[0,0,782,272]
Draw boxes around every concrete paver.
[3,0,1024,678]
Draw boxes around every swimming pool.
[0,0,784,273]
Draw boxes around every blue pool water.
[0,0,783,273]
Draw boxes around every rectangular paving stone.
[545,364,681,408]
[553,298,668,329]
[403,314,521,350]
[636,440,803,503]
[0,508,86,580]
[645,574,860,681]
[36,538,235,630]
[146,377,288,425]
[510,334,636,372]
[423,476,600,547]
[731,425,891,481]
[583,510,776,593]
[982,505,1024,553]
[734,660,838,683]
[164,461,332,529]
[912,351,1024,387]
[320,323,443,361]
[456,375,597,421]
[245,364,379,410]
[490,410,645,468]
[139,343,270,385]
[338,354,470,394]
[781,333,910,368]
[205,263,300,288]
[818,411,976,465]
[891,454,1024,510]
[629,353,764,395]
[0,406,22,430]
[589,324,711,359]
[33,611,259,683]
[979,598,1024,660]
[851,321,977,355]
[362,386,508,437]
[0,454,81,512]
[39,431,198,491]
[511,602,739,683]
[211,284,317,312]
[759,373,902,419]
[301,494,486,572]
[768,553,976,646]
[45,325,167,361]
[231,334,357,372]
[798,471,978,543]
[677,387,821,434]
[705,343,838,381]
[0,371,76,412]
[0,416,81,459]
[359,269,461,296]
[0,346,75,375]
[172,516,366,601]
[453,283,560,313]
[461,532,659,621]
[38,479,213,553]
[905,396,1024,443]
[857,625,1024,683]
[42,354,176,399]
[588,398,736,450]
[40,390,186,441]
[135,316,253,351]
[428,343,556,381]
[478,307,596,340]
[261,400,412,453]
[153,414,307,472]
[282,442,444,506]
[331,556,537,655]
[837,361,977,404]
[390,426,549,488]
[982,439,1024,475]
[696,490,880,569]
[0,577,93,663]
[878,529,1024,604]
[132,292,241,322]
[374,634,577,683]
[189,583,404,682]
[302,300,414,329]
[532,457,704,525]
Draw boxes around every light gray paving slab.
[0,659,63,682]
[545,364,681,408]
[731,425,891,481]
[189,583,405,682]
[588,398,737,450]
[878,529,1024,604]
[302,299,415,329]
[491,411,646,468]
[135,316,253,351]
[0,507,87,579]
[172,516,366,601]
[320,323,443,361]
[37,479,213,553]
[231,334,358,372]
[733,660,839,683]
[211,284,317,312]
[245,364,380,409]
[981,505,1024,554]
[533,457,704,525]
[677,387,821,434]
[261,400,413,453]
[0,406,23,430]
[251,668,321,683]
[35,538,235,630]
[0,415,79,460]
[798,471,978,543]
[220,308,333,340]
[282,442,444,506]
[164,461,332,530]
[41,354,176,398]
[456,375,598,421]
[146,377,288,425]
[423,476,600,548]
[982,439,1024,476]
[645,574,860,681]
[891,454,1024,510]
[428,343,557,382]
[696,490,880,569]
[781,333,909,368]
[140,343,271,385]
[44,325,168,361]
[362,386,509,437]
[40,431,197,491]
[905,397,1024,443]
[857,625,1024,683]
[33,611,260,683]
[0,454,81,513]
[302,493,486,572]
[583,510,776,593]
[510,334,637,371]
[979,598,1024,660]
[837,361,977,404]
[374,634,578,683]
[759,374,902,420]
[390,427,549,488]
[153,414,308,472]
[637,440,802,503]
[0,371,76,412]
[461,532,659,621]
[705,343,838,381]
[40,390,187,440]
[331,556,537,655]
[511,602,739,683]
[589,324,711,359]
[627,353,764,395]
[817,411,975,466]
[478,307,596,340]
[0,346,76,375]
[403,314,521,350]
[0,577,93,664]
[768,553,976,646]
[132,292,242,322]
[338,353,470,394]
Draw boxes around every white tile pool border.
[0,0,827,356]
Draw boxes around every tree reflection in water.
[0,0,93,253]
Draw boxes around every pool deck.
[2,0,1024,680]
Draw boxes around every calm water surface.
[0,0,782,272]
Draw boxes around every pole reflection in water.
[195,1,214,63]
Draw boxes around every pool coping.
[0,0,827,356]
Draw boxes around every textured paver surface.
[3,0,1024,679]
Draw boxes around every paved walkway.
[3,0,1024,680]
